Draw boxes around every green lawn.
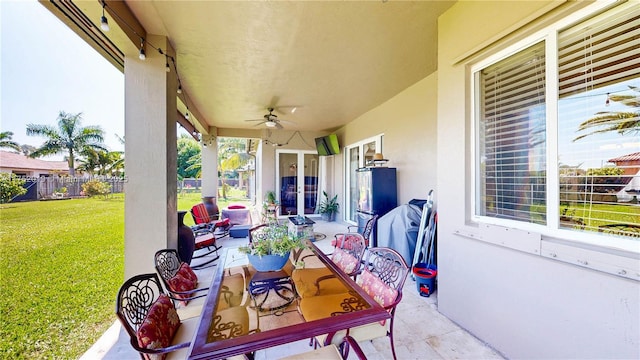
[0,191,249,359]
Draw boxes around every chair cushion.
[136,294,181,359]
[298,292,360,322]
[194,233,216,249]
[292,268,349,298]
[177,262,198,283]
[191,204,210,224]
[168,268,197,304]
[331,234,369,248]
[227,204,246,209]
[356,270,398,325]
[331,248,358,274]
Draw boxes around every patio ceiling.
[43,0,454,133]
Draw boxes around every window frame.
[470,0,639,254]
[343,134,383,224]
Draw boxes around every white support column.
[123,35,178,278]
[201,134,219,200]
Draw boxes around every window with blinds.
[474,1,639,241]
[477,41,547,224]
[557,2,640,236]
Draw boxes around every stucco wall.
[337,72,438,207]
[436,1,639,358]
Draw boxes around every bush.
[81,179,111,198]
[0,173,27,203]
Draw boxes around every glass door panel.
[303,153,320,215]
[277,150,319,217]
[348,147,360,222]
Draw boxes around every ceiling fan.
[245,108,296,129]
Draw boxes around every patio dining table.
[187,241,389,359]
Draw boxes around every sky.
[1,0,125,159]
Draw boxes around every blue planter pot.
[247,252,290,271]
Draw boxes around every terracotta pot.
[202,196,220,220]
[177,210,195,264]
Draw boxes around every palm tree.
[0,131,20,152]
[26,111,105,176]
[77,148,124,175]
[20,144,37,156]
[218,138,252,199]
[573,85,640,141]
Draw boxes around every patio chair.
[279,335,366,360]
[332,214,378,247]
[190,203,230,267]
[154,249,246,316]
[117,273,252,359]
[298,247,409,360]
[115,273,198,359]
[190,203,231,238]
[292,233,366,298]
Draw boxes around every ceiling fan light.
[265,121,277,128]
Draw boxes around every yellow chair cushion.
[299,292,362,321]
[217,273,246,310]
[292,268,350,298]
[300,293,387,347]
[207,306,250,342]
[279,344,343,360]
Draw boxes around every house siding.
[436,1,639,359]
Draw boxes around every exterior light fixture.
[100,2,109,31]
[139,39,146,60]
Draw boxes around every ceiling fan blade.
[253,121,267,127]
[279,119,297,125]
[273,105,303,115]
[245,119,265,122]
[275,122,284,130]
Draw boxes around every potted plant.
[263,190,279,224]
[238,224,306,271]
[319,191,339,222]
[264,190,277,205]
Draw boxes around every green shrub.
[0,173,27,203]
[81,179,111,198]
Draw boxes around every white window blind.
[477,41,547,224]
[557,2,640,237]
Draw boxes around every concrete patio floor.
[82,220,503,360]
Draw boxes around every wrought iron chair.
[292,233,367,298]
[279,335,366,360]
[154,249,246,315]
[298,247,409,360]
[115,273,198,359]
[332,214,378,247]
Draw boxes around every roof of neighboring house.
[608,152,640,163]
[0,151,69,172]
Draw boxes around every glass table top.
[188,241,389,359]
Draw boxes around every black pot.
[177,210,195,264]
[202,196,220,220]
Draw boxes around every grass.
[0,190,250,359]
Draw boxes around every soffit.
[90,1,455,132]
